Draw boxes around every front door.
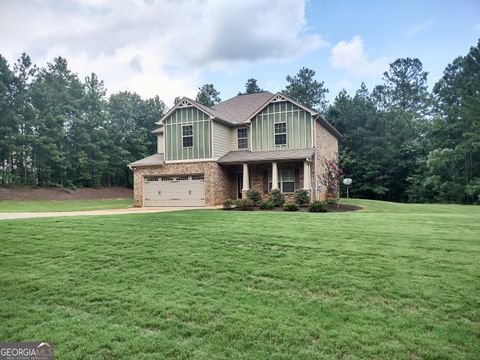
[237,173,243,199]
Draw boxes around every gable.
[251,100,313,151]
[164,106,212,161]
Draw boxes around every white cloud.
[329,36,388,78]
[0,0,325,105]
[338,78,353,91]
[405,19,434,37]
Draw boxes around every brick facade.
[313,120,339,200]
[133,161,236,207]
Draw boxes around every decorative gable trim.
[156,97,214,125]
[245,92,318,124]
[271,94,287,103]
[177,99,194,108]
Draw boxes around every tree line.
[0,55,165,188]
[1,40,479,202]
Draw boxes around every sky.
[1,0,479,107]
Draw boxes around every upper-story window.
[182,125,193,147]
[237,127,248,149]
[274,122,287,145]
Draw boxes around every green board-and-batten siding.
[251,101,313,151]
[164,107,212,161]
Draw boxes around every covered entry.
[143,175,205,207]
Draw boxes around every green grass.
[0,198,132,212]
[0,199,479,359]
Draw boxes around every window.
[145,176,159,182]
[182,125,193,147]
[274,122,287,145]
[192,175,204,180]
[268,169,295,193]
[160,176,173,181]
[176,176,189,181]
[237,127,248,149]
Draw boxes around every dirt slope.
[0,186,133,201]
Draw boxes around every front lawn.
[0,198,132,212]
[0,200,479,359]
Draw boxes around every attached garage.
[143,174,205,207]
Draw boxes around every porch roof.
[128,153,164,168]
[217,148,315,164]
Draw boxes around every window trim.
[237,127,248,149]
[182,124,193,148]
[267,169,295,193]
[274,122,287,146]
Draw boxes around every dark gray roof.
[217,148,315,164]
[128,153,164,167]
[187,98,232,123]
[157,97,231,125]
[212,92,274,124]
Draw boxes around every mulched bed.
[0,186,133,201]
[327,203,362,212]
[226,203,362,212]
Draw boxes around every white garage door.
[143,175,205,207]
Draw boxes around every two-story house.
[128,91,341,207]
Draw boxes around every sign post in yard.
[343,178,352,199]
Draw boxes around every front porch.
[217,148,319,202]
[221,159,315,202]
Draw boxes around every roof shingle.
[212,91,274,124]
[128,153,164,167]
[217,148,315,164]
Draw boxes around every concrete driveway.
[0,207,200,220]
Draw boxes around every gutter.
[313,114,343,139]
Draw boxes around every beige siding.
[230,127,249,150]
[230,128,238,150]
[212,121,232,158]
[157,134,164,153]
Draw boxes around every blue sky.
[1,0,479,106]
[208,0,480,102]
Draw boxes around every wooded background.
[1,40,478,203]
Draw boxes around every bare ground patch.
[0,186,132,201]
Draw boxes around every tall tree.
[12,53,37,184]
[0,55,17,184]
[195,84,221,107]
[244,78,263,94]
[29,57,84,186]
[283,67,328,112]
[105,92,165,187]
[420,40,480,203]
[66,73,108,187]
[376,58,431,117]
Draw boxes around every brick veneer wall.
[313,120,339,200]
[247,161,305,202]
[132,161,236,207]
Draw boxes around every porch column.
[303,160,311,190]
[271,162,279,190]
[242,163,250,192]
